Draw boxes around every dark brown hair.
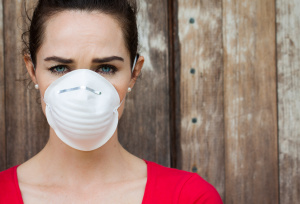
[23,0,138,68]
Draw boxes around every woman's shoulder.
[144,161,223,204]
[0,165,23,203]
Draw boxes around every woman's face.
[25,11,142,118]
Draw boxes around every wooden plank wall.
[0,0,299,203]
[223,0,278,203]
[277,0,300,203]
[3,0,48,169]
[0,0,5,171]
[176,0,225,198]
[119,0,171,167]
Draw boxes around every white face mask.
[43,69,122,151]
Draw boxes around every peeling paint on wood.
[137,1,167,72]
[177,0,224,199]
[277,0,300,203]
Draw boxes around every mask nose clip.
[58,86,102,95]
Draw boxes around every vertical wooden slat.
[3,0,24,168]
[0,0,6,171]
[223,0,278,203]
[4,0,48,168]
[277,0,300,203]
[169,0,181,168]
[118,0,170,166]
[177,0,225,198]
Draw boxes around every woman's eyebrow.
[44,56,124,64]
[44,56,73,64]
[92,56,124,63]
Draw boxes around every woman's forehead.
[39,10,128,58]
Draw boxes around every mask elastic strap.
[42,96,47,106]
[131,54,139,72]
[114,97,126,112]
[29,54,36,71]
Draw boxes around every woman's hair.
[23,0,138,68]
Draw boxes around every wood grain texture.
[0,0,6,171]
[177,0,225,198]
[4,0,48,169]
[277,0,300,203]
[118,0,170,166]
[223,0,278,203]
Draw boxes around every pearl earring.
[127,87,132,93]
[35,84,39,90]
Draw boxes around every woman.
[0,0,222,203]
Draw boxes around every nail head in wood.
[190,68,196,74]
[192,118,197,123]
[189,18,195,24]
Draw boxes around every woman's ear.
[24,54,37,84]
[129,55,144,88]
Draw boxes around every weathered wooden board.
[223,0,278,203]
[177,0,225,198]
[4,0,48,169]
[277,0,300,203]
[118,0,171,167]
[0,0,6,171]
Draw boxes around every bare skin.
[20,11,146,203]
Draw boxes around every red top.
[0,161,222,204]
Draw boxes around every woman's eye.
[49,65,68,75]
[97,65,117,75]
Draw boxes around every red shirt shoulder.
[0,166,23,204]
[142,161,223,204]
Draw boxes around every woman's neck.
[20,128,146,187]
